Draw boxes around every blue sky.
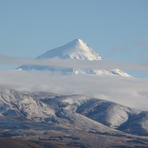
[0,0,148,77]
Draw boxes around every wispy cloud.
[0,55,148,70]
[135,41,148,48]
[133,41,148,63]
[111,47,129,53]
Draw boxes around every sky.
[0,0,148,77]
[0,0,148,110]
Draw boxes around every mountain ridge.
[1,86,148,147]
[0,85,148,136]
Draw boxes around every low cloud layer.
[0,55,148,110]
[0,70,148,111]
[0,55,148,70]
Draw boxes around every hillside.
[1,86,148,147]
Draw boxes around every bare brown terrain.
[0,137,75,148]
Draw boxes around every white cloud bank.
[0,55,148,110]
[0,70,148,111]
[0,55,148,70]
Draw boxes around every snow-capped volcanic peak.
[37,39,103,61]
[18,39,131,77]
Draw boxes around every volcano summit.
[18,39,131,77]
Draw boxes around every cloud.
[0,55,37,65]
[133,41,148,63]
[0,70,148,111]
[111,47,129,53]
[135,41,148,48]
[0,55,148,71]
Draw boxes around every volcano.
[18,39,131,77]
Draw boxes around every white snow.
[37,39,103,61]
[0,86,55,121]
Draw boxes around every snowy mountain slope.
[37,39,102,60]
[1,86,148,136]
[118,111,148,135]
[18,39,131,77]
[56,108,120,134]
[35,93,148,136]
[0,86,124,137]
[76,100,141,128]
[0,86,55,122]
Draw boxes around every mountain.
[0,86,55,122]
[1,86,148,147]
[1,86,148,136]
[0,86,118,133]
[38,93,148,136]
[37,39,102,60]
[18,39,131,77]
